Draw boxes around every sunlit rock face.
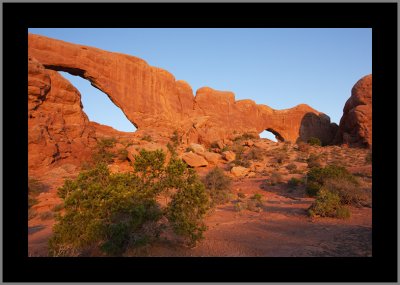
[28,33,343,171]
[335,74,372,148]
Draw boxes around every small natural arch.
[260,128,285,142]
[58,71,137,132]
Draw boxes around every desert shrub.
[365,151,372,164]
[246,147,264,161]
[232,144,245,159]
[50,149,209,256]
[336,206,351,219]
[141,134,152,142]
[92,138,117,164]
[323,178,371,207]
[237,192,246,199]
[269,171,283,185]
[270,150,288,164]
[170,130,180,146]
[52,204,64,212]
[288,177,302,188]
[221,146,230,152]
[297,142,310,153]
[251,193,263,204]
[117,148,129,161]
[308,188,350,219]
[306,165,358,197]
[167,178,209,247]
[307,154,322,168]
[203,167,232,206]
[286,163,297,172]
[232,158,251,168]
[307,137,321,146]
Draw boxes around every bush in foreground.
[49,149,209,256]
[308,188,350,219]
[306,165,358,197]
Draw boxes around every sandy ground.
[28,177,371,257]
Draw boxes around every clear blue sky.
[28,28,372,141]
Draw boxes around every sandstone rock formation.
[231,166,250,177]
[28,34,336,144]
[28,33,344,171]
[335,74,372,147]
[28,56,96,174]
[181,152,208,168]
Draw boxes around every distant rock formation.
[28,33,340,170]
[335,74,372,148]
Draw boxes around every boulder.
[231,166,250,177]
[202,151,221,164]
[222,151,236,162]
[181,152,208,167]
[189,143,205,154]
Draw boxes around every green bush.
[92,138,117,164]
[308,188,350,219]
[49,149,210,256]
[323,178,371,207]
[251,193,263,204]
[307,137,321,146]
[288,177,302,188]
[170,130,180,146]
[203,167,232,206]
[167,178,209,247]
[306,165,358,197]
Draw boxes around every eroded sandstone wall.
[335,74,372,148]
[28,34,337,144]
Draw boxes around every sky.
[28,28,372,141]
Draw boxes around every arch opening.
[58,71,137,132]
[259,128,285,142]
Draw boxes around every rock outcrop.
[28,34,336,144]
[28,33,344,171]
[28,56,96,174]
[336,75,372,147]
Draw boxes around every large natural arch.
[58,71,137,132]
[28,33,337,146]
